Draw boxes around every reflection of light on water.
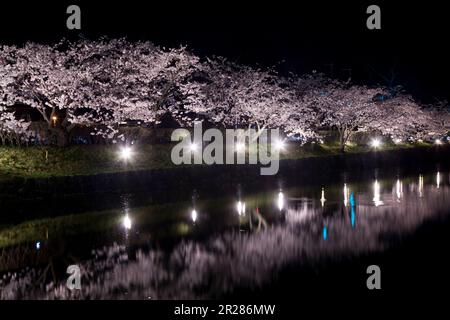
[123,214,132,230]
[373,180,383,207]
[121,196,132,231]
[277,192,284,211]
[396,179,403,201]
[349,192,355,207]
[437,172,441,189]
[343,184,349,206]
[350,206,355,228]
[191,209,198,223]
[8,172,450,300]
[237,201,246,216]
[419,175,424,197]
[350,192,356,228]
[320,188,326,207]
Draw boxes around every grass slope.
[0,141,434,181]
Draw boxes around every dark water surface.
[1,165,450,299]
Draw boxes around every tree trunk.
[339,131,346,153]
[52,127,69,147]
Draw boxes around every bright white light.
[370,138,382,148]
[235,142,245,152]
[191,209,198,223]
[343,183,349,207]
[273,139,285,151]
[373,180,383,207]
[419,175,424,197]
[396,179,403,200]
[123,214,132,230]
[435,139,443,145]
[120,146,133,160]
[320,188,326,207]
[237,201,246,216]
[437,171,441,189]
[36,242,41,250]
[393,138,402,144]
[190,143,198,152]
[277,192,284,211]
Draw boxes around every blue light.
[351,207,356,228]
[349,192,355,207]
[350,192,356,228]
[322,226,327,240]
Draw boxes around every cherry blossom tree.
[0,39,201,146]
[180,58,319,142]
[1,42,83,146]
[304,83,388,152]
[0,105,32,145]
[1,39,449,149]
[308,81,447,151]
[428,100,450,138]
[372,94,447,143]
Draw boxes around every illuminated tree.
[1,40,449,148]
[306,83,387,151]
[0,105,31,145]
[182,58,319,141]
[372,94,446,143]
[0,39,201,146]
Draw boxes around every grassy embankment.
[0,141,436,181]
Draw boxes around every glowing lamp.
[120,146,133,161]
[370,138,382,148]
[235,142,245,152]
[189,143,198,152]
[273,139,285,151]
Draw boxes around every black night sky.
[1,1,449,103]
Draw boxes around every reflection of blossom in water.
[2,183,450,300]
[285,199,317,224]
